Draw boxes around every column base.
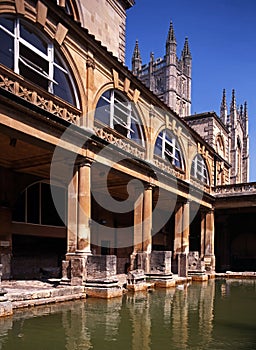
[85,279,123,298]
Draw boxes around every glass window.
[154,129,183,169]
[0,16,78,107]
[95,89,145,146]
[191,155,209,184]
[12,182,66,226]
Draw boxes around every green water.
[0,279,255,350]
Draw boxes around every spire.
[166,21,176,44]
[132,39,142,75]
[230,89,236,112]
[220,88,228,124]
[182,37,191,58]
[132,39,141,60]
[240,104,243,119]
[244,101,248,119]
[244,101,248,135]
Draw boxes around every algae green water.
[0,279,255,350]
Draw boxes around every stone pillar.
[174,200,190,277]
[173,202,183,273]
[200,210,206,259]
[143,184,153,253]
[67,168,78,254]
[142,184,153,273]
[130,192,143,270]
[204,209,215,273]
[0,207,12,279]
[133,192,143,253]
[62,168,78,282]
[131,184,153,272]
[76,161,92,255]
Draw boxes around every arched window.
[12,182,66,226]
[154,129,184,169]
[191,155,209,185]
[0,16,79,107]
[237,138,242,183]
[95,89,145,146]
[216,135,225,158]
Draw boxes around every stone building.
[132,22,192,118]
[0,0,255,285]
[132,23,249,185]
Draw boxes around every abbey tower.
[132,22,192,117]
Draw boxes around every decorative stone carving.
[0,70,80,125]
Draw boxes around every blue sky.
[125,0,256,181]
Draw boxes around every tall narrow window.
[237,138,242,183]
[154,129,184,169]
[0,16,79,107]
[95,89,145,146]
[191,155,209,185]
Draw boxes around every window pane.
[20,23,48,54]
[19,44,48,89]
[0,29,14,69]
[0,17,14,70]
[95,96,110,125]
[12,191,25,222]
[27,184,40,224]
[54,65,76,105]
[41,183,65,226]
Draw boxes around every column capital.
[144,182,155,191]
[78,157,94,168]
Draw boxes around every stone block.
[86,255,117,279]
[178,253,188,277]
[71,258,86,286]
[150,251,172,275]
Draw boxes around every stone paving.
[1,280,86,310]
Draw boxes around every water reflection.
[0,279,255,349]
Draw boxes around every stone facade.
[77,0,134,62]
[0,0,254,297]
[132,22,192,117]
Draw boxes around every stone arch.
[153,127,186,172]
[0,13,81,108]
[190,153,211,186]
[216,134,225,158]
[93,87,147,147]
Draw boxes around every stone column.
[68,160,92,286]
[76,161,92,255]
[0,207,12,279]
[200,210,206,259]
[67,168,78,254]
[130,192,143,270]
[174,200,190,277]
[204,209,215,273]
[62,168,78,281]
[143,184,153,253]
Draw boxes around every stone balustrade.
[214,182,256,196]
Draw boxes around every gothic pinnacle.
[166,21,176,43]
[182,37,191,57]
[230,89,236,111]
[221,89,227,109]
[132,39,141,60]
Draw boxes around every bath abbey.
[0,0,255,300]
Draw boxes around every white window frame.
[191,155,209,184]
[96,89,145,147]
[0,17,80,108]
[155,130,183,169]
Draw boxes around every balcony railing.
[0,65,81,125]
[214,182,256,196]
